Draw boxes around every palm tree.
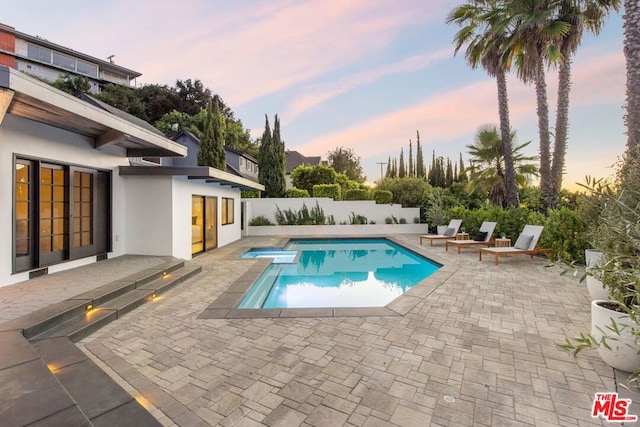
[501,0,570,211]
[466,125,538,207]
[625,0,640,153]
[447,0,521,208]
[551,0,620,204]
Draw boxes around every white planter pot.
[585,250,608,300]
[591,300,640,373]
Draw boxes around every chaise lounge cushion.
[474,231,488,242]
[443,227,456,237]
[513,234,533,250]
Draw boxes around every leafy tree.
[135,84,181,124]
[155,109,206,138]
[466,125,538,207]
[225,119,258,158]
[95,83,147,120]
[211,98,226,170]
[291,164,337,195]
[376,177,432,207]
[327,146,365,183]
[175,79,212,116]
[52,74,90,95]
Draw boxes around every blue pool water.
[238,238,440,309]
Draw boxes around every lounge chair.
[419,219,463,246]
[445,221,497,254]
[478,225,553,265]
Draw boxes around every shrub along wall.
[447,206,587,262]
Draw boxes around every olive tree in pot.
[561,153,640,374]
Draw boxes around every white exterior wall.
[124,176,242,260]
[0,115,129,287]
[244,198,420,226]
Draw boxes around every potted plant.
[561,153,640,374]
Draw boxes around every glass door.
[205,196,217,251]
[191,196,204,255]
[39,164,68,265]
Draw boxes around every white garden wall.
[243,198,425,236]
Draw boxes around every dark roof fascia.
[119,165,264,191]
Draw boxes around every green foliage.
[248,216,273,226]
[95,83,147,120]
[312,184,341,200]
[198,101,215,167]
[372,190,393,204]
[447,206,546,245]
[285,188,310,198]
[335,173,360,196]
[385,216,398,224]
[257,115,286,197]
[343,189,369,201]
[211,98,226,170]
[425,191,448,228]
[291,165,337,195]
[241,190,259,198]
[376,177,431,207]
[273,202,333,225]
[348,212,368,225]
[327,147,365,183]
[155,109,205,138]
[399,218,407,224]
[52,73,90,95]
[537,207,587,262]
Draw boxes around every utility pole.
[376,162,387,180]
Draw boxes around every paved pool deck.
[1,235,637,426]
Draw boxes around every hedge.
[313,184,341,200]
[285,188,310,198]
[372,190,393,204]
[343,189,370,201]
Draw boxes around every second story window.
[52,52,75,71]
[27,44,51,63]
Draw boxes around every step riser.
[22,302,91,339]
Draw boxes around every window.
[222,198,234,225]
[27,44,51,63]
[52,52,75,71]
[191,195,217,255]
[77,60,98,77]
[240,158,245,168]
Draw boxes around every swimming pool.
[238,238,440,309]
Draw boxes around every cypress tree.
[257,115,271,188]
[408,140,414,177]
[458,152,468,182]
[197,100,215,167]
[446,158,453,188]
[211,98,226,170]
[416,131,425,178]
[270,115,286,197]
[385,156,392,178]
[398,148,406,178]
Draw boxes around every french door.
[191,195,217,255]
[14,158,110,273]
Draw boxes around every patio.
[0,235,636,426]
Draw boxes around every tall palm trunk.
[551,50,572,208]
[534,61,553,211]
[496,69,520,207]
[625,0,640,153]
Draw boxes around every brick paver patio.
[1,235,636,425]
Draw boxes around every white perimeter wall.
[0,115,129,287]
[125,175,242,260]
[244,198,420,227]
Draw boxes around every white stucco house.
[0,66,263,288]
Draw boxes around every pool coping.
[198,235,459,319]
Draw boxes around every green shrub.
[249,216,273,226]
[348,212,368,225]
[537,207,587,262]
[372,190,393,204]
[313,184,341,200]
[285,188,310,198]
[413,217,420,224]
[385,215,399,224]
[241,190,260,198]
[447,206,545,244]
[343,189,369,201]
[291,165,337,194]
[399,218,407,224]
[273,202,333,225]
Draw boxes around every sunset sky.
[3,0,627,188]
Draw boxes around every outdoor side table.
[495,238,511,247]
[455,233,469,240]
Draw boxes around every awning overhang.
[119,165,265,191]
[0,66,186,158]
